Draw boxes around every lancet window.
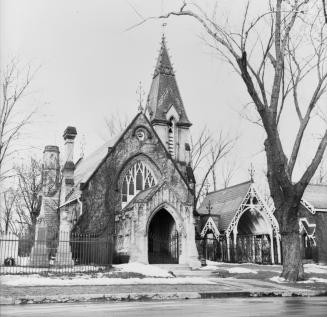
[121,161,156,207]
[168,117,175,158]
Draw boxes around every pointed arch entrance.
[148,208,179,264]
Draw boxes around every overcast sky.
[1,0,326,189]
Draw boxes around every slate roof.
[74,134,121,187]
[146,36,191,127]
[302,184,327,210]
[198,181,252,232]
[61,135,121,206]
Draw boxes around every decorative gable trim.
[299,217,316,245]
[225,183,280,238]
[300,199,316,214]
[200,217,220,240]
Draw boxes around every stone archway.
[148,208,179,264]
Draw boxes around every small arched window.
[168,117,175,157]
[121,161,156,207]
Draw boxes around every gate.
[148,230,179,264]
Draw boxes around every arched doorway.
[235,209,273,263]
[148,209,179,264]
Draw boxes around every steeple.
[146,35,191,127]
[146,35,192,166]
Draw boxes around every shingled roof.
[146,35,191,127]
[198,181,252,232]
[302,184,327,210]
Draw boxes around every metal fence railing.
[0,231,113,275]
[197,234,280,265]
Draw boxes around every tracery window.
[121,161,156,207]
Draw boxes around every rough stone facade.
[72,113,198,266]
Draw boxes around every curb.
[1,290,327,305]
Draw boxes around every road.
[1,297,327,317]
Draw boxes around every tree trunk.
[280,231,304,281]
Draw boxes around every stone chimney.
[61,126,77,204]
[42,145,60,196]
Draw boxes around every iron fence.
[0,231,113,274]
[197,234,280,264]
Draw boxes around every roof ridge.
[307,183,327,187]
[206,180,252,196]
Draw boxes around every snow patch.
[227,267,258,274]
[270,276,286,283]
[0,275,216,286]
[304,264,327,274]
[113,262,171,277]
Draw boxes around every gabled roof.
[302,184,327,210]
[198,181,252,232]
[146,36,191,127]
[74,134,121,187]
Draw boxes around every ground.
[1,262,327,306]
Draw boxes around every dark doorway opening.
[148,209,179,264]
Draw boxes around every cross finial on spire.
[248,163,255,182]
[162,22,167,39]
[136,81,145,113]
[206,200,212,215]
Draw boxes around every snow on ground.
[200,261,258,274]
[270,276,327,284]
[0,275,216,286]
[270,276,286,283]
[113,263,171,277]
[227,267,258,274]
[304,264,327,274]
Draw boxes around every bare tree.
[0,61,36,182]
[132,1,327,281]
[312,155,327,184]
[221,159,238,189]
[14,158,42,237]
[191,127,234,209]
[104,112,130,138]
[0,188,18,234]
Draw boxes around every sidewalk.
[1,277,326,305]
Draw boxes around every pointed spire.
[153,34,175,78]
[146,35,192,127]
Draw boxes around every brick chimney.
[61,126,77,204]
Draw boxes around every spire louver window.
[168,117,175,158]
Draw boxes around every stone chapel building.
[36,36,200,268]
[34,36,326,268]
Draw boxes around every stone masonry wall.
[74,114,193,252]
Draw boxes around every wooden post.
[252,235,255,263]
[276,235,281,264]
[233,227,238,262]
[270,232,275,264]
[226,234,230,262]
